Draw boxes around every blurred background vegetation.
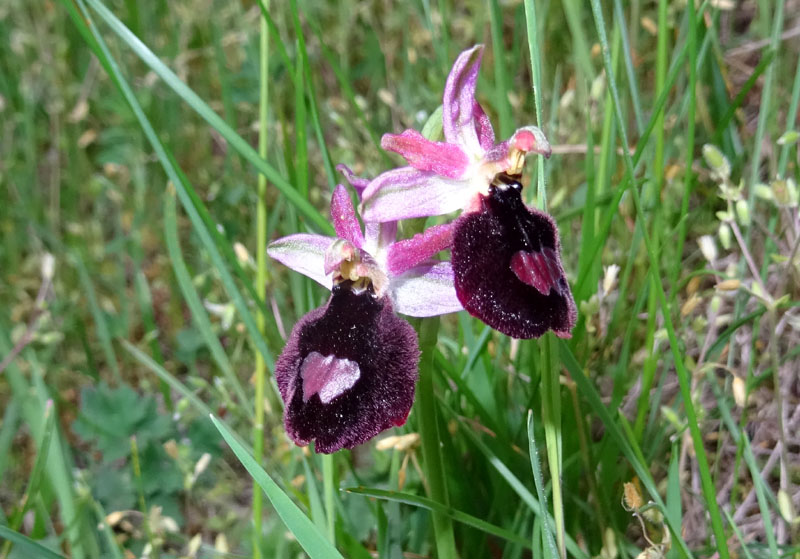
[1,0,799,557]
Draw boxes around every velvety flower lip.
[451,173,577,339]
[268,179,462,318]
[276,278,420,453]
[360,44,552,223]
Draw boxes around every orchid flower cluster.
[267,45,577,453]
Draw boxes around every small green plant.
[73,383,183,526]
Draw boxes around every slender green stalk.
[72,254,122,384]
[163,191,251,417]
[747,1,784,204]
[527,412,558,559]
[672,0,698,290]
[589,2,730,556]
[322,454,335,542]
[524,4,564,555]
[488,0,511,138]
[253,7,270,558]
[613,0,644,133]
[539,336,564,559]
[0,401,54,559]
[82,0,333,233]
[130,436,157,559]
[416,317,457,559]
[778,53,800,177]
[635,0,668,441]
[523,0,546,205]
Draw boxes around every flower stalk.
[524,6,566,554]
[252,6,270,558]
[415,316,457,559]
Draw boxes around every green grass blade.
[558,340,695,559]
[613,0,644,133]
[415,317,457,559]
[705,370,779,558]
[122,340,255,455]
[672,0,699,290]
[63,0,278,373]
[210,415,346,559]
[778,55,800,176]
[71,253,121,384]
[79,0,333,234]
[488,0,512,138]
[1,401,55,559]
[301,457,329,536]
[526,411,559,559]
[92,501,125,559]
[346,487,532,549]
[253,4,272,558]
[163,189,252,418]
[0,402,20,481]
[443,399,588,559]
[0,526,68,559]
[712,48,776,145]
[588,2,731,554]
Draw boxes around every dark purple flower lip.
[275,280,419,454]
[450,172,577,339]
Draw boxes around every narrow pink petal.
[390,262,462,317]
[331,184,364,248]
[267,234,335,289]
[386,223,454,276]
[442,45,484,156]
[381,129,469,179]
[361,167,474,222]
[336,164,370,198]
[472,101,495,151]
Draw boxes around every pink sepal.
[381,129,469,179]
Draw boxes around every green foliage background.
[1,0,798,557]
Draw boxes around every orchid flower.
[267,172,460,453]
[360,45,577,339]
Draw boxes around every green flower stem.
[131,436,157,559]
[252,6,270,558]
[672,0,698,290]
[416,317,457,559]
[322,453,335,542]
[540,335,564,559]
[524,5,563,554]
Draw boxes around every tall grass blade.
[0,526,68,559]
[346,487,533,549]
[80,0,333,233]
[588,2,731,554]
[163,189,252,417]
[210,415,346,559]
[526,411,559,559]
